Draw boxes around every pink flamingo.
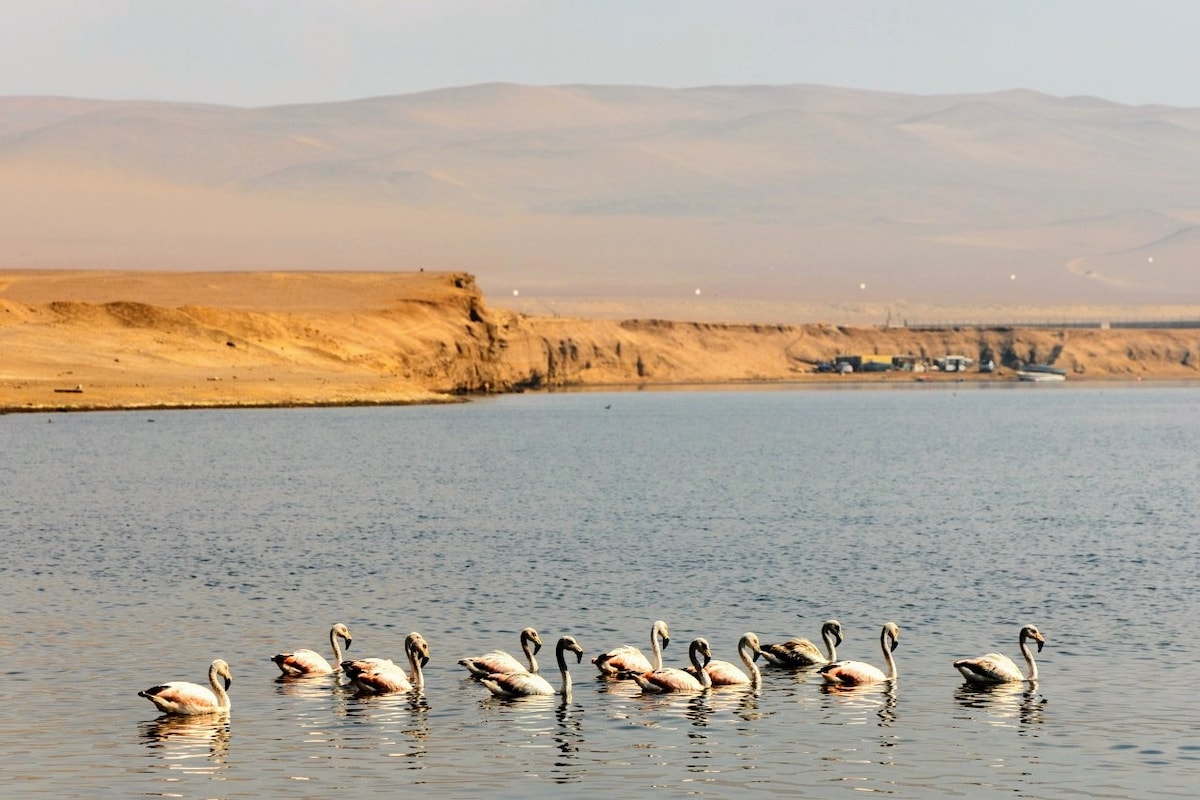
[139,659,233,716]
[819,622,900,687]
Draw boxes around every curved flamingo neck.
[650,624,667,671]
[880,629,898,681]
[208,664,231,711]
[330,629,346,665]
[556,642,574,698]
[523,637,539,674]
[1020,635,1038,681]
[689,643,712,689]
[823,628,838,662]
[739,639,761,690]
[407,643,425,691]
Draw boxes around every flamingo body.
[954,624,1045,685]
[632,638,713,694]
[272,623,353,677]
[460,627,542,678]
[481,636,583,698]
[139,659,232,716]
[343,632,430,694]
[687,632,763,687]
[820,622,900,687]
[594,620,670,676]
[761,620,843,668]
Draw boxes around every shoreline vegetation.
[2,270,1198,414]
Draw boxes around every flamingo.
[687,632,763,688]
[761,619,843,668]
[954,624,1045,685]
[819,622,900,687]
[342,632,430,694]
[139,659,233,716]
[459,627,542,678]
[480,635,584,699]
[271,623,353,676]
[630,637,713,693]
[593,619,670,676]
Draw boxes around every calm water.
[2,384,1198,798]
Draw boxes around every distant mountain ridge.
[1,84,1198,313]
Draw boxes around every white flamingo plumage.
[271,623,353,677]
[954,624,1045,685]
[761,620,843,668]
[342,632,430,694]
[139,659,233,716]
[630,637,714,693]
[593,619,670,676]
[820,622,900,687]
[480,635,584,699]
[459,627,542,678]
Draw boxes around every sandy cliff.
[1,270,1197,412]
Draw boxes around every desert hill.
[2,85,1200,320]
[1,270,1196,413]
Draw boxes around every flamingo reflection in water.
[820,680,899,728]
[549,700,587,786]
[138,714,231,771]
[954,682,1046,729]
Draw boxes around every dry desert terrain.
[1,270,1197,413]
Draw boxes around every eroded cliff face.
[465,302,1200,390]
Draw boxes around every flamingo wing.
[460,650,525,678]
[761,638,825,667]
[139,681,221,715]
[342,659,412,694]
[632,667,705,693]
[272,648,333,676]
[685,662,749,686]
[954,652,1023,684]
[593,646,652,676]
[480,671,555,698]
[819,660,887,686]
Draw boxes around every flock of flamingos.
[137,619,1046,716]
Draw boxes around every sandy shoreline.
[3,270,1198,413]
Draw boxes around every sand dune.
[2,85,1199,310]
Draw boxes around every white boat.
[1016,370,1066,382]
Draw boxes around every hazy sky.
[2,1,1197,108]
